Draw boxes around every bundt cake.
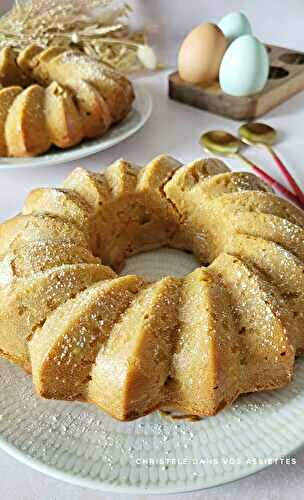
[0,155,303,420]
[0,45,134,157]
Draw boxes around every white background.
[1,1,304,499]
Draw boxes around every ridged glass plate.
[0,84,152,169]
[0,248,303,494]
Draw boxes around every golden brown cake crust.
[0,155,303,421]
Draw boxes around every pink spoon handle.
[270,149,304,205]
[239,154,304,208]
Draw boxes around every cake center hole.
[120,248,199,281]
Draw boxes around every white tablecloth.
[0,1,304,499]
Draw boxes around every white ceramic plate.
[0,248,303,494]
[0,84,152,169]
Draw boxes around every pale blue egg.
[218,12,252,42]
[219,35,269,96]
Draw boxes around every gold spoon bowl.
[239,122,277,148]
[200,130,241,156]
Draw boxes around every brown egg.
[178,23,229,85]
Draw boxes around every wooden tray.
[168,45,304,120]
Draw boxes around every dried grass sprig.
[0,0,158,72]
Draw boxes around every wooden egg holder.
[169,45,304,120]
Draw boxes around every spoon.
[200,130,302,207]
[239,122,304,205]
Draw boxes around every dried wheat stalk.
[0,0,157,72]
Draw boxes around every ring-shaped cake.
[0,155,303,420]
